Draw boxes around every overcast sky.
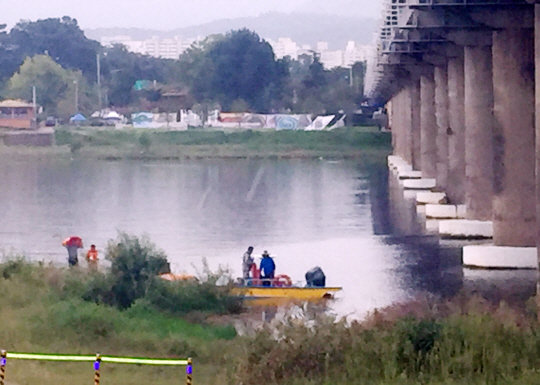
[2,0,382,30]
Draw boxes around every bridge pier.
[420,68,437,179]
[464,45,494,221]
[410,80,422,171]
[370,2,540,269]
[536,4,540,268]
[447,52,466,204]
[434,65,449,191]
[492,28,536,247]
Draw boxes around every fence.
[0,350,192,385]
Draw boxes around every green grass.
[49,126,392,160]
[233,297,540,385]
[4,258,540,385]
[0,259,236,385]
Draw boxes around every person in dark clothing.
[62,236,83,267]
[259,250,275,287]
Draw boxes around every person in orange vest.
[86,244,99,271]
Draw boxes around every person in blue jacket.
[259,250,276,287]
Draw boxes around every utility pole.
[97,54,102,112]
[74,80,79,113]
[32,86,37,116]
[349,66,354,88]
[32,86,37,129]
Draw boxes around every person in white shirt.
[242,246,255,284]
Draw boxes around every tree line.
[0,17,366,121]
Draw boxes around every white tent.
[305,115,335,131]
[104,111,122,120]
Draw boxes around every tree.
[7,55,71,114]
[56,70,96,120]
[100,44,178,107]
[101,45,138,107]
[6,17,100,82]
[178,29,287,112]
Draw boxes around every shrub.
[145,278,242,315]
[99,233,169,309]
[139,132,152,150]
[233,297,540,385]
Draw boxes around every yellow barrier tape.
[6,353,188,366]
[7,353,94,362]
[101,356,188,366]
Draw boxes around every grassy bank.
[233,296,540,385]
[4,234,540,385]
[49,126,392,160]
[0,233,242,385]
[0,260,237,385]
[3,256,540,385]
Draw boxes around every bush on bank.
[233,296,540,385]
[61,233,242,315]
[0,233,241,354]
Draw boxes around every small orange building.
[0,99,36,129]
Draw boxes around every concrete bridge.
[365,0,540,268]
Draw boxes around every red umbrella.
[62,236,83,248]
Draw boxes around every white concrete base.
[425,220,439,233]
[425,204,467,219]
[457,205,467,218]
[387,155,401,165]
[398,170,422,179]
[439,220,493,239]
[388,155,407,167]
[425,204,458,219]
[463,245,537,269]
[403,189,419,201]
[416,192,447,205]
[402,189,433,201]
[394,164,413,173]
[402,178,436,190]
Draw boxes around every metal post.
[94,354,101,385]
[32,85,37,115]
[0,350,6,385]
[186,357,192,385]
[74,80,79,114]
[97,54,102,112]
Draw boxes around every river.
[0,156,536,317]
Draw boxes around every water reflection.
[0,156,536,318]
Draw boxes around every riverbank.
[3,254,540,384]
[0,126,392,161]
[0,258,238,385]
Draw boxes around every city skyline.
[1,0,382,30]
[101,34,374,69]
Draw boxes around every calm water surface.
[0,157,535,317]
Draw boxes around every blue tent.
[70,113,87,122]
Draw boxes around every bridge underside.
[366,0,540,266]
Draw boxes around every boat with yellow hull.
[231,286,342,302]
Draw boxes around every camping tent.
[69,113,87,123]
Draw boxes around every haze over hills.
[294,0,381,18]
[85,12,378,49]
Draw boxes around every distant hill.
[84,12,377,49]
[294,0,380,18]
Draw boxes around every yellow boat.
[231,286,342,302]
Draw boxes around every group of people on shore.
[65,239,275,281]
[62,236,99,270]
[242,246,276,286]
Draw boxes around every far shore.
[0,126,392,161]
